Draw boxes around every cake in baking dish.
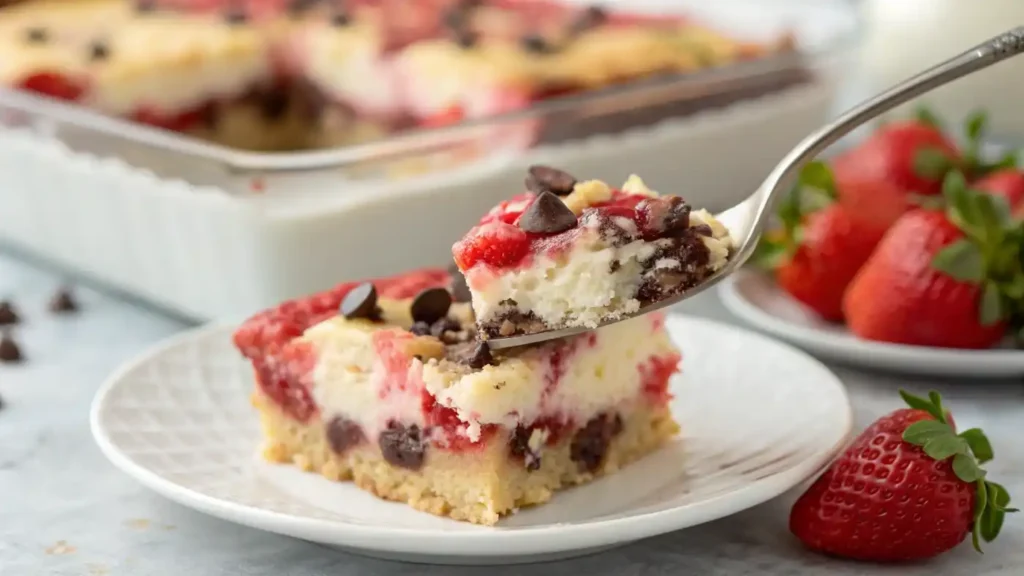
[233,266,681,525]
[0,0,800,151]
[453,166,733,338]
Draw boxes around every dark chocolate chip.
[429,317,462,340]
[0,301,19,326]
[287,0,322,15]
[0,332,22,364]
[200,102,220,129]
[517,190,578,234]
[258,89,290,120]
[330,9,351,26]
[134,0,157,13]
[568,5,608,36]
[520,33,555,54]
[326,416,365,455]
[441,5,468,30]
[453,28,479,49]
[509,425,542,471]
[662,197,692,234]
[410,287,452,325]
[24,27,48,43]
[224,6,249,25]
[570,413,623,473]
[339,282,378,320]
[448,266,472,303]
[691,223,714,237]
[378,422,426,470]
[409,321,432,336]
[525,165,576,195]
[48,288,78,314]
[88,41,110,62]
[609,260,621,274]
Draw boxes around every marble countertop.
[1,251,1023,576]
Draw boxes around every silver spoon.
[486,26,1024,350]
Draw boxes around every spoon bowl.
[486,26,1024,350]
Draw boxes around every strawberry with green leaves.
[791,390,1015,562]
[842,172,1024,349]
[754,161,888,321]
[973,169,1024,216]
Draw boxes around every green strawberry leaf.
[899,389,947,422]
[799,160,837,199]
[799,186,834,214]
[973,481,989,552]
[915,147,955,181]
[966,110,988,142]
[980,482,1011,542]
[953,453,987,482]
[923,435,969,460]
[903,420,951,445]
[979,282,1006,326]
[932,240,985,283]
[960,428,995,463]
[751,239,790,269]
[914,104,944,130]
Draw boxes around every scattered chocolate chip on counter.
[517,190,578,234]
[339,282,379,320]
[0,301,19,326]
[0,331,23,364]
[410,287,452,325]
[48,287,79,314]
[526,165,577,196]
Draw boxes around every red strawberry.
[833,120,960,197]
[972,169,1024,215]
[834,175,914,231]
[790,390,1015,562]
[843,174,1024,348]
[754,161,888,321]
[453,221,531,269]
[18,72,86,101]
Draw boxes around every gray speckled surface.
[1,251,1022,575]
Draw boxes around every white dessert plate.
[90,316,853,565]
[720,269,1024,378]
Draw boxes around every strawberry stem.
[753,160,836,270]
[899,389,1015,553]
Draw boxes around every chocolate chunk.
[448,266,472,303]
[224,6,249,25]
[258,88,289,120]
[430,317,462,342]
[447,340,494,369]
[520,33,555,54]
[509,425,542,471]
[134,0,157,13]
[570,413,623,472]
[287,0,322,15]
[441,5,468,30]
[453,28,479,49]
[0,332,22,364]
[662,197,693,235]
[48,288,78,314]
[339,282,378,320]
[609,260,621,273]
[24,27,48,43]
[88,41,110,62]
[568,6,607,36]
[200,102,220,129]
[0,301,19,326]
[330,9,351,26]
[691,223,714,237]
[410,287,452,325]
[378,422,426,470]
[517,190,577,234]
[409,321,432,336]
[525,165,576,195]
[326,416,365,455]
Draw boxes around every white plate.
[90,316,852,565]
[720,270,1024,378]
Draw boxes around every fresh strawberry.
[843,173,1024,348]
[833,174,911,231]
[832,119,960,197]
[972,169,1024,215]
[791,390,1015,562]
[754,161,888,321]
[453,221,531,269]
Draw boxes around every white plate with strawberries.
[721,108,1024,377]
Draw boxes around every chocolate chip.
[378,422,426,470]
[448,266,472,303]
[609,260,621,274]
[691,223,714,237]
[525,165,576,195]
[517,190,578,234]
[570,413,623,473]
[339,282,378,320]
[24,27,48,43]
[447,340,493,369]
[224,6,249,24]
[453,28,479,49]
[0,332,23,364]
[258,89,289,120]
[441,5,468,30]
[48,288,78,314]
[326,416,365,455]
[134,0,157,13]
[410,287,452,325]
[568,6,607,36]
[330,9,351,26]
[287,0,322,15]
[0,301,19,326]
[200,102,220,129]
[520,33,555,54]
[409,321,432,336]
[88,41,110,62]
[430,317,462,340]
[509,425,542,471]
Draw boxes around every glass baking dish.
[0,0,859,196]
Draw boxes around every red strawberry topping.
[452,221,531,269]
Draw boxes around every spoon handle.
[755,26,1024,221]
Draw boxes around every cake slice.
[233,267,681,525]
[453,166,733,338]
